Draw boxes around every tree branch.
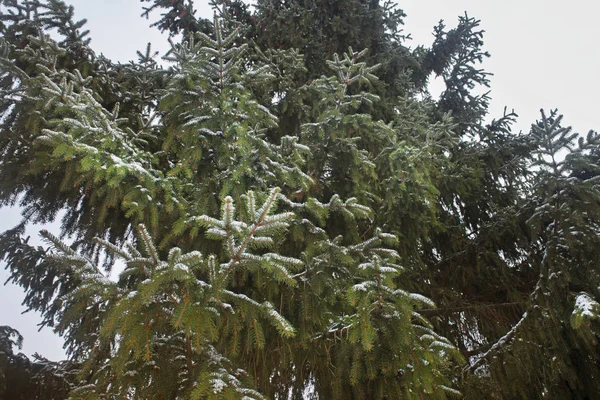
[418,301,523,317]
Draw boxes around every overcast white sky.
[1,0,599,361]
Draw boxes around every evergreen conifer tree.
[0,325,76,399]
[1,1,599,399]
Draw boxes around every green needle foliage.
[1,1,599,399]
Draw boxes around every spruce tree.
[0,325,76,399]
[1,1,599,399]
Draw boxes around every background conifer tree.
[0,325,76,399]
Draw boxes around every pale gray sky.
[1,0,599,361]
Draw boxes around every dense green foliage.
[1,0,599,399]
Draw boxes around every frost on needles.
[1,1,600,399]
